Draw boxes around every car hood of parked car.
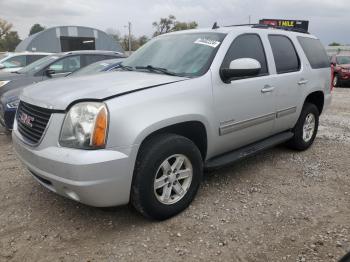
[340,64,350,69]
[20,71,188,110]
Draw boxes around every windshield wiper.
[135,65,181,76]
[118,64,134,71]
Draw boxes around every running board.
[205,131,294,169]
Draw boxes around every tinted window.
[269,35,300,74]
[4,55,26,68]
[297,37,330,69]
[49,55,81,73]
[221,34,268,76]
[27,55,47,65]
[84,55,107,65]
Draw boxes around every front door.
[212,33,276,155]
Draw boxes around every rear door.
[266,34,306,133]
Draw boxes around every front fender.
[104,73,215,150]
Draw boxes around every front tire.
[287,103,319,151]
[333,74,341,87]
[131,134,203,220]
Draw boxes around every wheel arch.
[304,91,325,115]
[136,119,209,160]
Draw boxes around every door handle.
[298,79,309,85]
[261,85,275,93]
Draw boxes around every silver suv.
[12,25,332,220]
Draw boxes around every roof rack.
[212,22,309,34]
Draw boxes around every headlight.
[6,98,19,109]
[0,81,10,88]
[59,102,109,149]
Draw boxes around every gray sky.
[0,0,349,45]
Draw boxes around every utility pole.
[128,22,132,53]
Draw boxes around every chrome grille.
[16,101,52,144]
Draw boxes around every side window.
[4,55,26,68]
[221,34,268,76]
[49,56,81,73]
[268,35,300,74]
[84,55,106,66]
[27,55,46,65]
[297,37,330,69]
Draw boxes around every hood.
[20,71,187,110]
[2,86,23,100]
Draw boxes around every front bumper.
[339,71,350,82]
[12,128,138,207]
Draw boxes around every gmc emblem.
[19,112,34,127]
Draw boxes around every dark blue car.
[0,58,124,130]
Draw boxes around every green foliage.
[120,34,149,51]
[0,18,21,51]
[0,18,12,38]
[152,15,198,36]
[329,42,341,47]
[29,24,45,36]
[0,31,21,51]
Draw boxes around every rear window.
[297,37,330,69]
[269,35,300,74]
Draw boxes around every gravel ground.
[0,89,350,262]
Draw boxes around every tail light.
[330,65,334,92]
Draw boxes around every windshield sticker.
[194,38,221,48]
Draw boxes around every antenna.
[212,22,219,29]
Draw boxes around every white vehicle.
[0,52,51,72]
[13,24,332,220]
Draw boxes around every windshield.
[122,32,226,77]
[70,59,122,77]
[336,56,350,65]
[18,55,61,74]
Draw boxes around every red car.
[331,55,350,87]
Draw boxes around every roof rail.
[221,23,309,34]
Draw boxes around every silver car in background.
[0,52,51,72]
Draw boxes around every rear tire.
[131,134,203,220]
[287,103,319,151]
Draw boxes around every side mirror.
[45,69,56,77]
[0,64,5,70]
[220,58,261,82]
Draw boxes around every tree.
[152,15,176,36]
[0,18,12,38]
[329,42,341,47]
[138,35,149,47]
[29,24,45,36]
[106,28,121,42]
[0,31,21,51]
[152,15,198,36]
